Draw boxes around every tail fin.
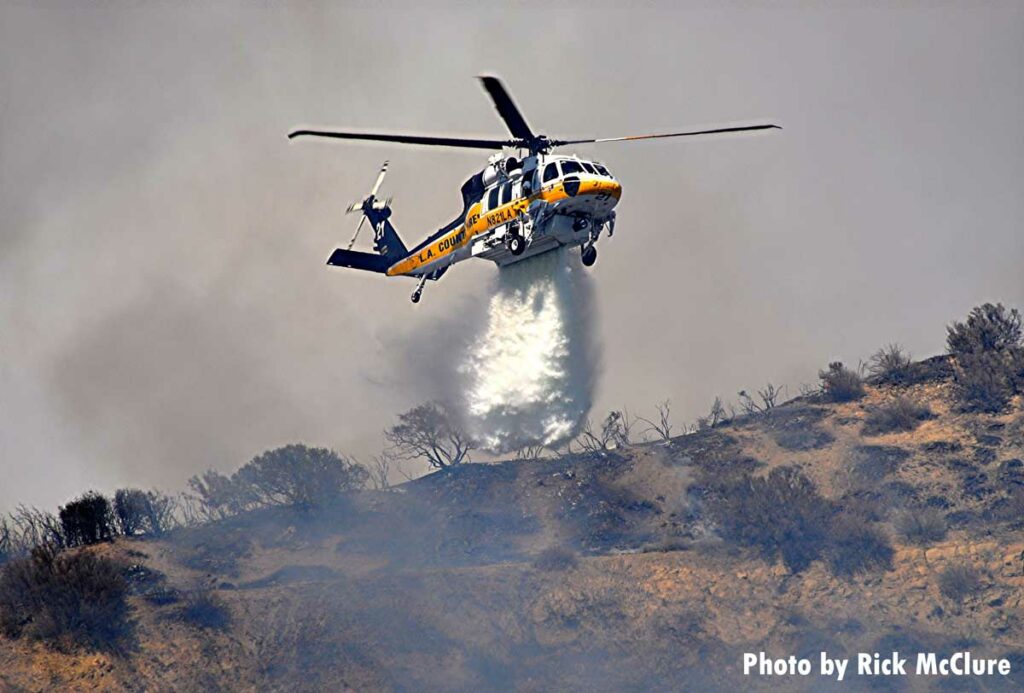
[326,248,393,274]
[371,214,408,261]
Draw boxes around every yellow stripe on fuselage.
[385,177,622,276]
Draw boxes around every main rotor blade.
[347,215,367,250]
[369,160,389,197]
[552,123,781,146]
[289,130,514,150]
[477,76,535,141]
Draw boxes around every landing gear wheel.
[506,232,526,256]
[581,245,597,267]
[411,275,427,304]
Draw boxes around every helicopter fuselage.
[385,154,621,277]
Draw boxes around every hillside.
[2,356,1023,691]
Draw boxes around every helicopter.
[289,77,779,303]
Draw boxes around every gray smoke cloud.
[2,2,1023,510]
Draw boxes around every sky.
[2,1,1022,511]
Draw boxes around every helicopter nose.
[602,179,622,200]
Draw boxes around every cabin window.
[561,160,583,175]
[594,164,611,177]
[543,162,559,183]
[501,182,513,205]
[488,186,500,210]
[581,162,596,174]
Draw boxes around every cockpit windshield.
[594,163,611,177]
[560,160,583,175]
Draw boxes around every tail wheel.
[581,245,597,267]
[507,232,526,256]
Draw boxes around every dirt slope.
[2,361,1023,691]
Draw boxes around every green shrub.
[894,508,947,546]
[0,545,129,650]
[825,513,894,578]
[59,492,115,547]
[863,396,933,435]
[938,563,984,602]
[709,467,894,577]
[235,444,369,510]
[819,362,865,403]
[953,350,1018,412]
[947,303,1022,356]
[708,467,833,573]
[947,303,1024,412]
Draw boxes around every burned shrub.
[574,410,635,453]
[863,396,933,435]
[176,526,253,577]
[947,303,1024,412]
[640,536,691,554]
[824,513,894,578]
[846,445,911,487]
[868,344,913,384]
[532,546,579,572]
[385,401,474,469]
[818,362,865,403]
[0,545,129,650]
[236,444,368,510]
[59,492,115,547]
[767,404,834,451]
[894,507,948,546]
[3,506,66,555]
[773,425,835,451]
[187,470,252,521]
[177,584,230,630]
[938,563,984,602]
[0,525,10,567]
[708,467,833,573]
[113,488,176,537]
[124,564,179,605]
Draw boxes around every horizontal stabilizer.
[326,248,393,274]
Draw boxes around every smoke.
[459,248,598,453]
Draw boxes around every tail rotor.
[346,160,390,249]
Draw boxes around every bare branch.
[637,399,674,442]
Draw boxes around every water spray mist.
[460,248,597,453]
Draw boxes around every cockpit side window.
[580,162,596,174]
[500,182,513,205]
[594,164,611,177]
[561,160,582,175]
[488,186,500,210]
[542,162,559,183]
